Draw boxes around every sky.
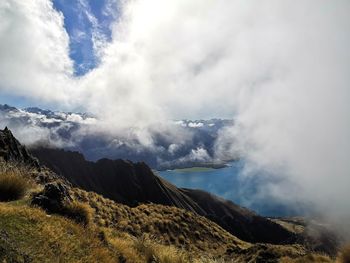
[0,0,119,108]
[0,0,350,237]
[52,0,118,76]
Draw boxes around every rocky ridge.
[31,146,296,244]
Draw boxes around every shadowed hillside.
[31,146,296,244]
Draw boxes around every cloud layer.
[0,0,75,103]
[1,0,350,235]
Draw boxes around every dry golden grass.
[338,244,350,263]
[224,243,307,263]
[279,245,350,263]
[280,254,334,263]
[133,235,192,263]
[71,188,248,257]
[104,230,202,263]
[0,201,211,263]
[0,161,34,201]
[271,218,306,234]
[63,201,93,226]
[0,202,116,263]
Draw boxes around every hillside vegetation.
[1,160,348,263]
[0,202,114,263]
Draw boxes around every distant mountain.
[0,104,235,169]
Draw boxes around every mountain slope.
[0,127,246,261]
[0,127,342,262]
[31,146,296,244]
[182,189,297,244]
[0,127,39,167]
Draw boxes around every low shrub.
[63,201,93,226]
[133,235,192,263]
[0,170,31,201]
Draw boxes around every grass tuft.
[63,201,93,226]
[0,162,33,201]
[106,232,193,263]
[280,254,333,263]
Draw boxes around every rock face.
[31,147,297,244]
[0,127,39,167]
[32,182,72,213]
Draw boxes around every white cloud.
[187,147,211,162]
[71,29,87,43]
[188,122,204,128]
[0,0,78,104]
[77,0,109,58]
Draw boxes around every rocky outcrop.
[31,182,73,213]
[31,147,297,244]
[0,127,39,168]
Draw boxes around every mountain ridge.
[31,146,297,244]
[0,103,233,170]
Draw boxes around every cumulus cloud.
[0,0,77,104]
[1,0,350,234]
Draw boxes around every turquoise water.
[158,161,304,216]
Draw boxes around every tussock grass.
[104,231,198,263]
[0,202,115,263]
[279,244,350,263]
[133,235,191,263]
[63,201,93,226]
[280,254,333,263]
[338,244,350,263]
[0,161,34,201]
[72,188,248,257]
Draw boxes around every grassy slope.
[0,202,114,263]
[72,188,248,257]
[0,161,344,263]
[0,200,240,263]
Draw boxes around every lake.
[157,161,305,217]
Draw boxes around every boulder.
[32,182,72,213]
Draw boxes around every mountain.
[0,127,343,262]
[2,126,292,245]
[31,146,296,244]
[0,104,234,170]
[0,126,39,167]
[0,127,247,262]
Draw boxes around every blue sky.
[0,0,119,109]
[52,0,118,75]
